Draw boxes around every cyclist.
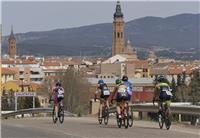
[52,81,64,120]
[109,78,132,119]
[153,75,172,114]
[95,79,110,119]
[121,75,133,117]
[121,75,133,102]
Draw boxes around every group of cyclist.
[51,74,173,126]
[95,74,173,123]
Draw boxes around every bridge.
[1,104,200,138]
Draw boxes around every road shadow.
[99,124,119,129]
[135,126,166,131]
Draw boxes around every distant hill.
[2,13,200,58]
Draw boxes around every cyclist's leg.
[59,98,63,107]
[99,98,104,118]
[126,95,131,115]
[158,100,162,114]
[116,101,121,118]
[165,100,171,117]
[105,96,109,108]
[54,97,58,118]
[116,93,122,118]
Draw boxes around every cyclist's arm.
[108,87,117,102]
[153,85,160,101]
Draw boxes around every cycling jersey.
[98,83,110,99]
[155,83,172,101]
[123,81,133,96]
[53,86,64,105]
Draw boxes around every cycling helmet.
[56,81,61,87]
[157,75,166,83]
[115,79,121,85]
[98,79,104,84]
[122,75,128,81]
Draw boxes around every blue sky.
[2,0,199,35]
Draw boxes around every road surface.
[1,117,199,138]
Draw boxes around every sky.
[1,0,200,36]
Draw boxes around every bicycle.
[116,100,129,129]
[154,100,171,130]
[96,98,109,125]
[52,102,64,124]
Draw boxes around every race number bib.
[165,90,173,96]
[58,89,64,98]
[103,89,110,96]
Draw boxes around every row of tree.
[170,69,200,104]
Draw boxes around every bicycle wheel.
[98,109,102,124]
[124,107,129,129]
[165,108,171,130]
[52,107,57,124]
[104,106,109,125]
[59,106,64,124]
[158,112,164,129]
[128,107,133,127]
[116,112,122,128]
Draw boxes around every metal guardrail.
[1,108,76,119]
[109,103,200,116]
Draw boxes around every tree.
[171,76,177,102]
[188,69,200,105]
[62,68,91,116]
[176,73,186,102]
[177,74,182,86]
[181,71,186,85]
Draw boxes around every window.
[117,32,120,38]
[19,71,23,75]
[30,71,39,75]
[121,32,123,38]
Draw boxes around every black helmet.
[122,75,128,81]
[115,79,122,85]
[56,81,61,87]
[157,75,166,83]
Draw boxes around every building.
[112,1,124,56]
[1,68,17,84]
[126,60,149,78]
[123,40,137,59]
[8,26,17,58]
[103,54,137,64]
[112,1,137,60]
[98,62,125,78]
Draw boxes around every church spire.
[9,25,15,40]
[114,1,123,18]
[8,25,17,58]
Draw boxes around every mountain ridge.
[2,13,200,58]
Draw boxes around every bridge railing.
[108,103,200,125]
[109,103,200,115]
[1,108,76,119]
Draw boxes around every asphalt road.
[1,117,199,138]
